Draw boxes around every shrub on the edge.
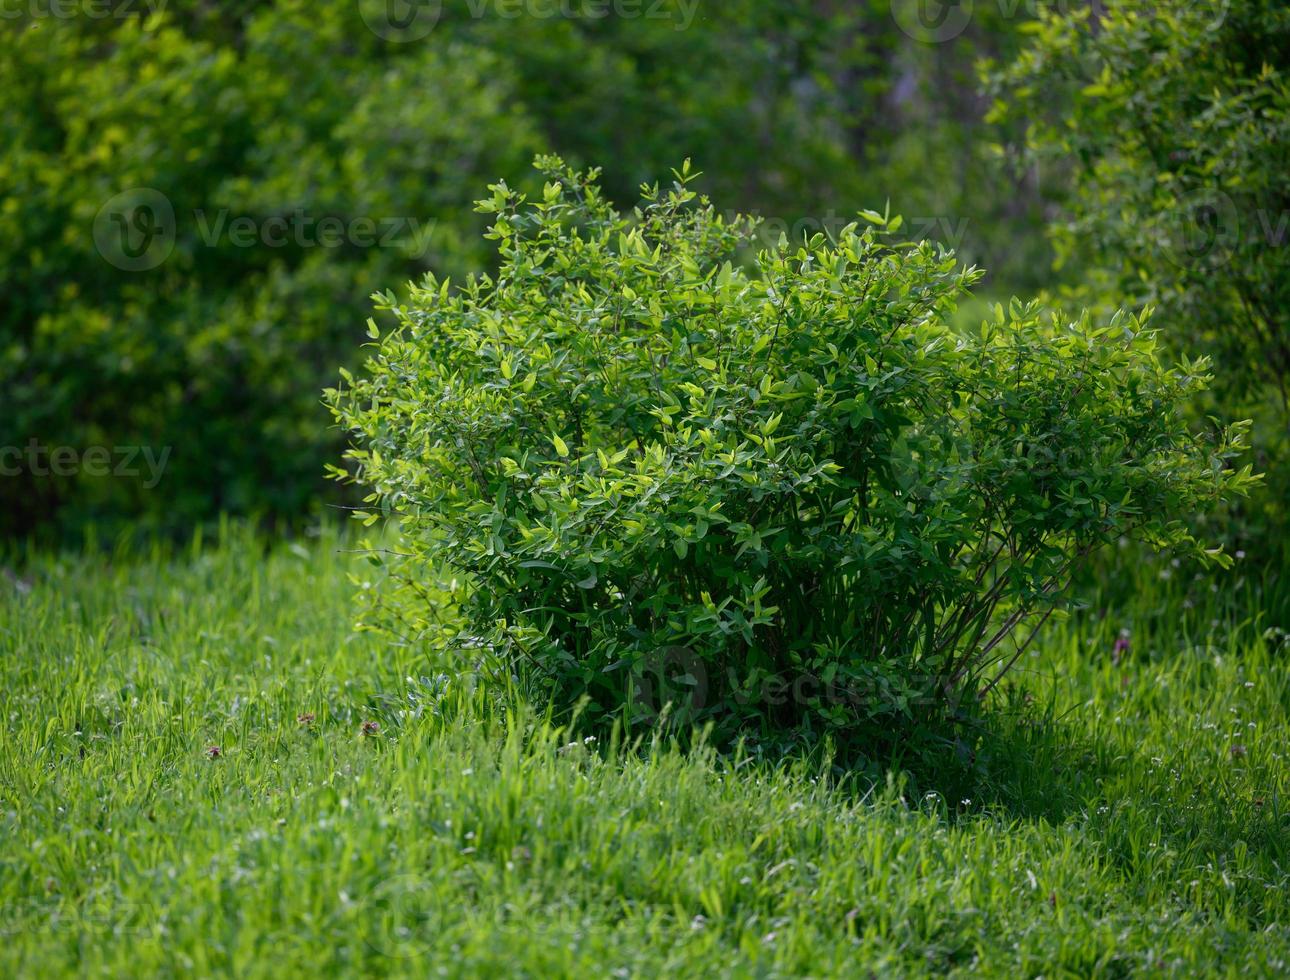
[328,158,1256,747]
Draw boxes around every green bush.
[329,159,1255,746]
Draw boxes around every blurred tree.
[0,0,1045,538]
[0,6,539,535]
[986,0,1290,411]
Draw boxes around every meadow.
[4,3,1289,976]
[1,526,1286,976]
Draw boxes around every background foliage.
[1,0,1046,539]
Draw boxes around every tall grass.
[0,524,1286,975]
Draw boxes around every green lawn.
[1,527,1287,976]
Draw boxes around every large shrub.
[329,160,1254,746]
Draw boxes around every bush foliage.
[330,160,1255,745]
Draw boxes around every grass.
[1,524,1287,976]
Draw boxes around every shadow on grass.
[834,692,1288,926]
[882,705,1118,826]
